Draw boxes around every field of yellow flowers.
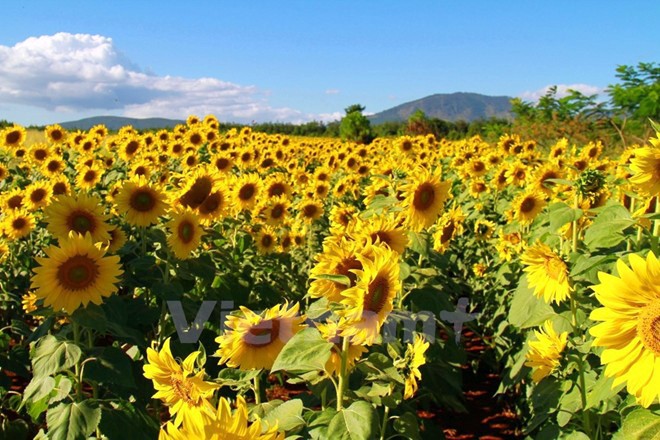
[0,116,658,439]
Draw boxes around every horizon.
[1,1,658,126]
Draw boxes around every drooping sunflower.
[401,334,430,399]
[167,209,204,260]
[521,243,571,304]
[2,209,35,240]
[316,320,367,376]
[215,302,305,371]
[143,338,219,428]
[525,320,568,383]
[45,194,111,243]
[115,176,167,227]
[339,245,401,345]
[401,167,452,232]
[31,232,123,313]
[105,226,127,253]
[432,206,466,253]
[510,190,546,226]
[589,252,660,407]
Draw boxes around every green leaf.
[613,408,660,440]
[46,401,101,440]
[508,277,555,329]
[262,398,305,432]
[271,328,333,374]
[326,401,377,440]
[84,347,136,388]
[70,304,107,332]
[22,376,55,405]
[547,202,583,231]
[0,418,29,440]
[31,336,81,379]
[312,274,351,287]
[98,400,160,440]
[393,411,421,439]
[584,204,635,250]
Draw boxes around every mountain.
[368,92,513,124]
[59,116,185,131]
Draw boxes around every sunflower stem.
[570,295,592,437]
[72,322,83,399]
[253,371,262,405]
[379,405,390,440]
[653,196,660,237]
[571,193,579,253]
[336,336,351,411]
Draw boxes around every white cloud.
[324,89,340,95]
[518,84,604,102]
[0,33,337,123]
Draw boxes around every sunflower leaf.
[46,400,101,440]
[612,408,660,440]
[326,401,377,440]
[30,335,82,379]
[271,328,333,374]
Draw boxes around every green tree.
[405,109,434,135]
[339,104,373,144]
[608,62,660,143]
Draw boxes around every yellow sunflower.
[339,245,400,345]
[106,226,127,253]
[44,193,111,243]
[510,190,546,226]
[215,302,305,371]
[297,199,324,223]
[143,338,219,428]
[401,167,451,232]
[629,144,660,197]
[521,242,571,304]
[525,320,568,383]
[2,209,35,240]
[31,232,123,313]
[25,182,53,211]
[42,157,66,177]
[167,209,204,260]
[260,196,290,226]
[351,215,409,255]
[316,320,367,376]
[432,206,466,253]
[115,176,167,227]
[1,125,26,149]
[254,226,278,255]
[232,173,262,213]
[45,124,67,144]
[589,252,660,407]
[402,334,429,399]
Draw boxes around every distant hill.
[368,92,513,124]
[59,116,185,131]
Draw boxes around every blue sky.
[0,1,658,125]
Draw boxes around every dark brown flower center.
[57,255,99,291]
[413,182,435,211]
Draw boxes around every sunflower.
[106,226,127,253]
[525,320,568,383]
[45,124,67,144]
[521,243,571,304]
[629,144,660,197]
[1,125,26,149]
[316,320,367,376]
[27,143,52,165]
[254,226,278,255]
[351,215,409,254]
[3,188,25,211]
[118,136,143,162]
[534,163,564,196]
[190,395,283,440]
[401,334,429,399]
[432,206,466,253]
[589,252,660,407]
[2,210,35,240]
[0,163,8,182]
[473,219,496,240]
[167,209,204,260]
[178,167,219,210]
[297,199,324,223]
[510,190,546,226]
[197,187,230,225]
[506,162,529,187]
[42,157,66,177]
[45,194,110,243]
[259,196,290,227]
[143,338,219,428]
[309,238,370,303]
[25,182,53,211]
[0,240,8,263]
[31,232,123,313]
[339,245,400,345]
[215,302,305,371]
[232,173,262,213]
[75,163,104,191]
[115,176,167,227]
[401,167,451,232]
[211,154,234,174]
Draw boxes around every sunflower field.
[0,116,659,440]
